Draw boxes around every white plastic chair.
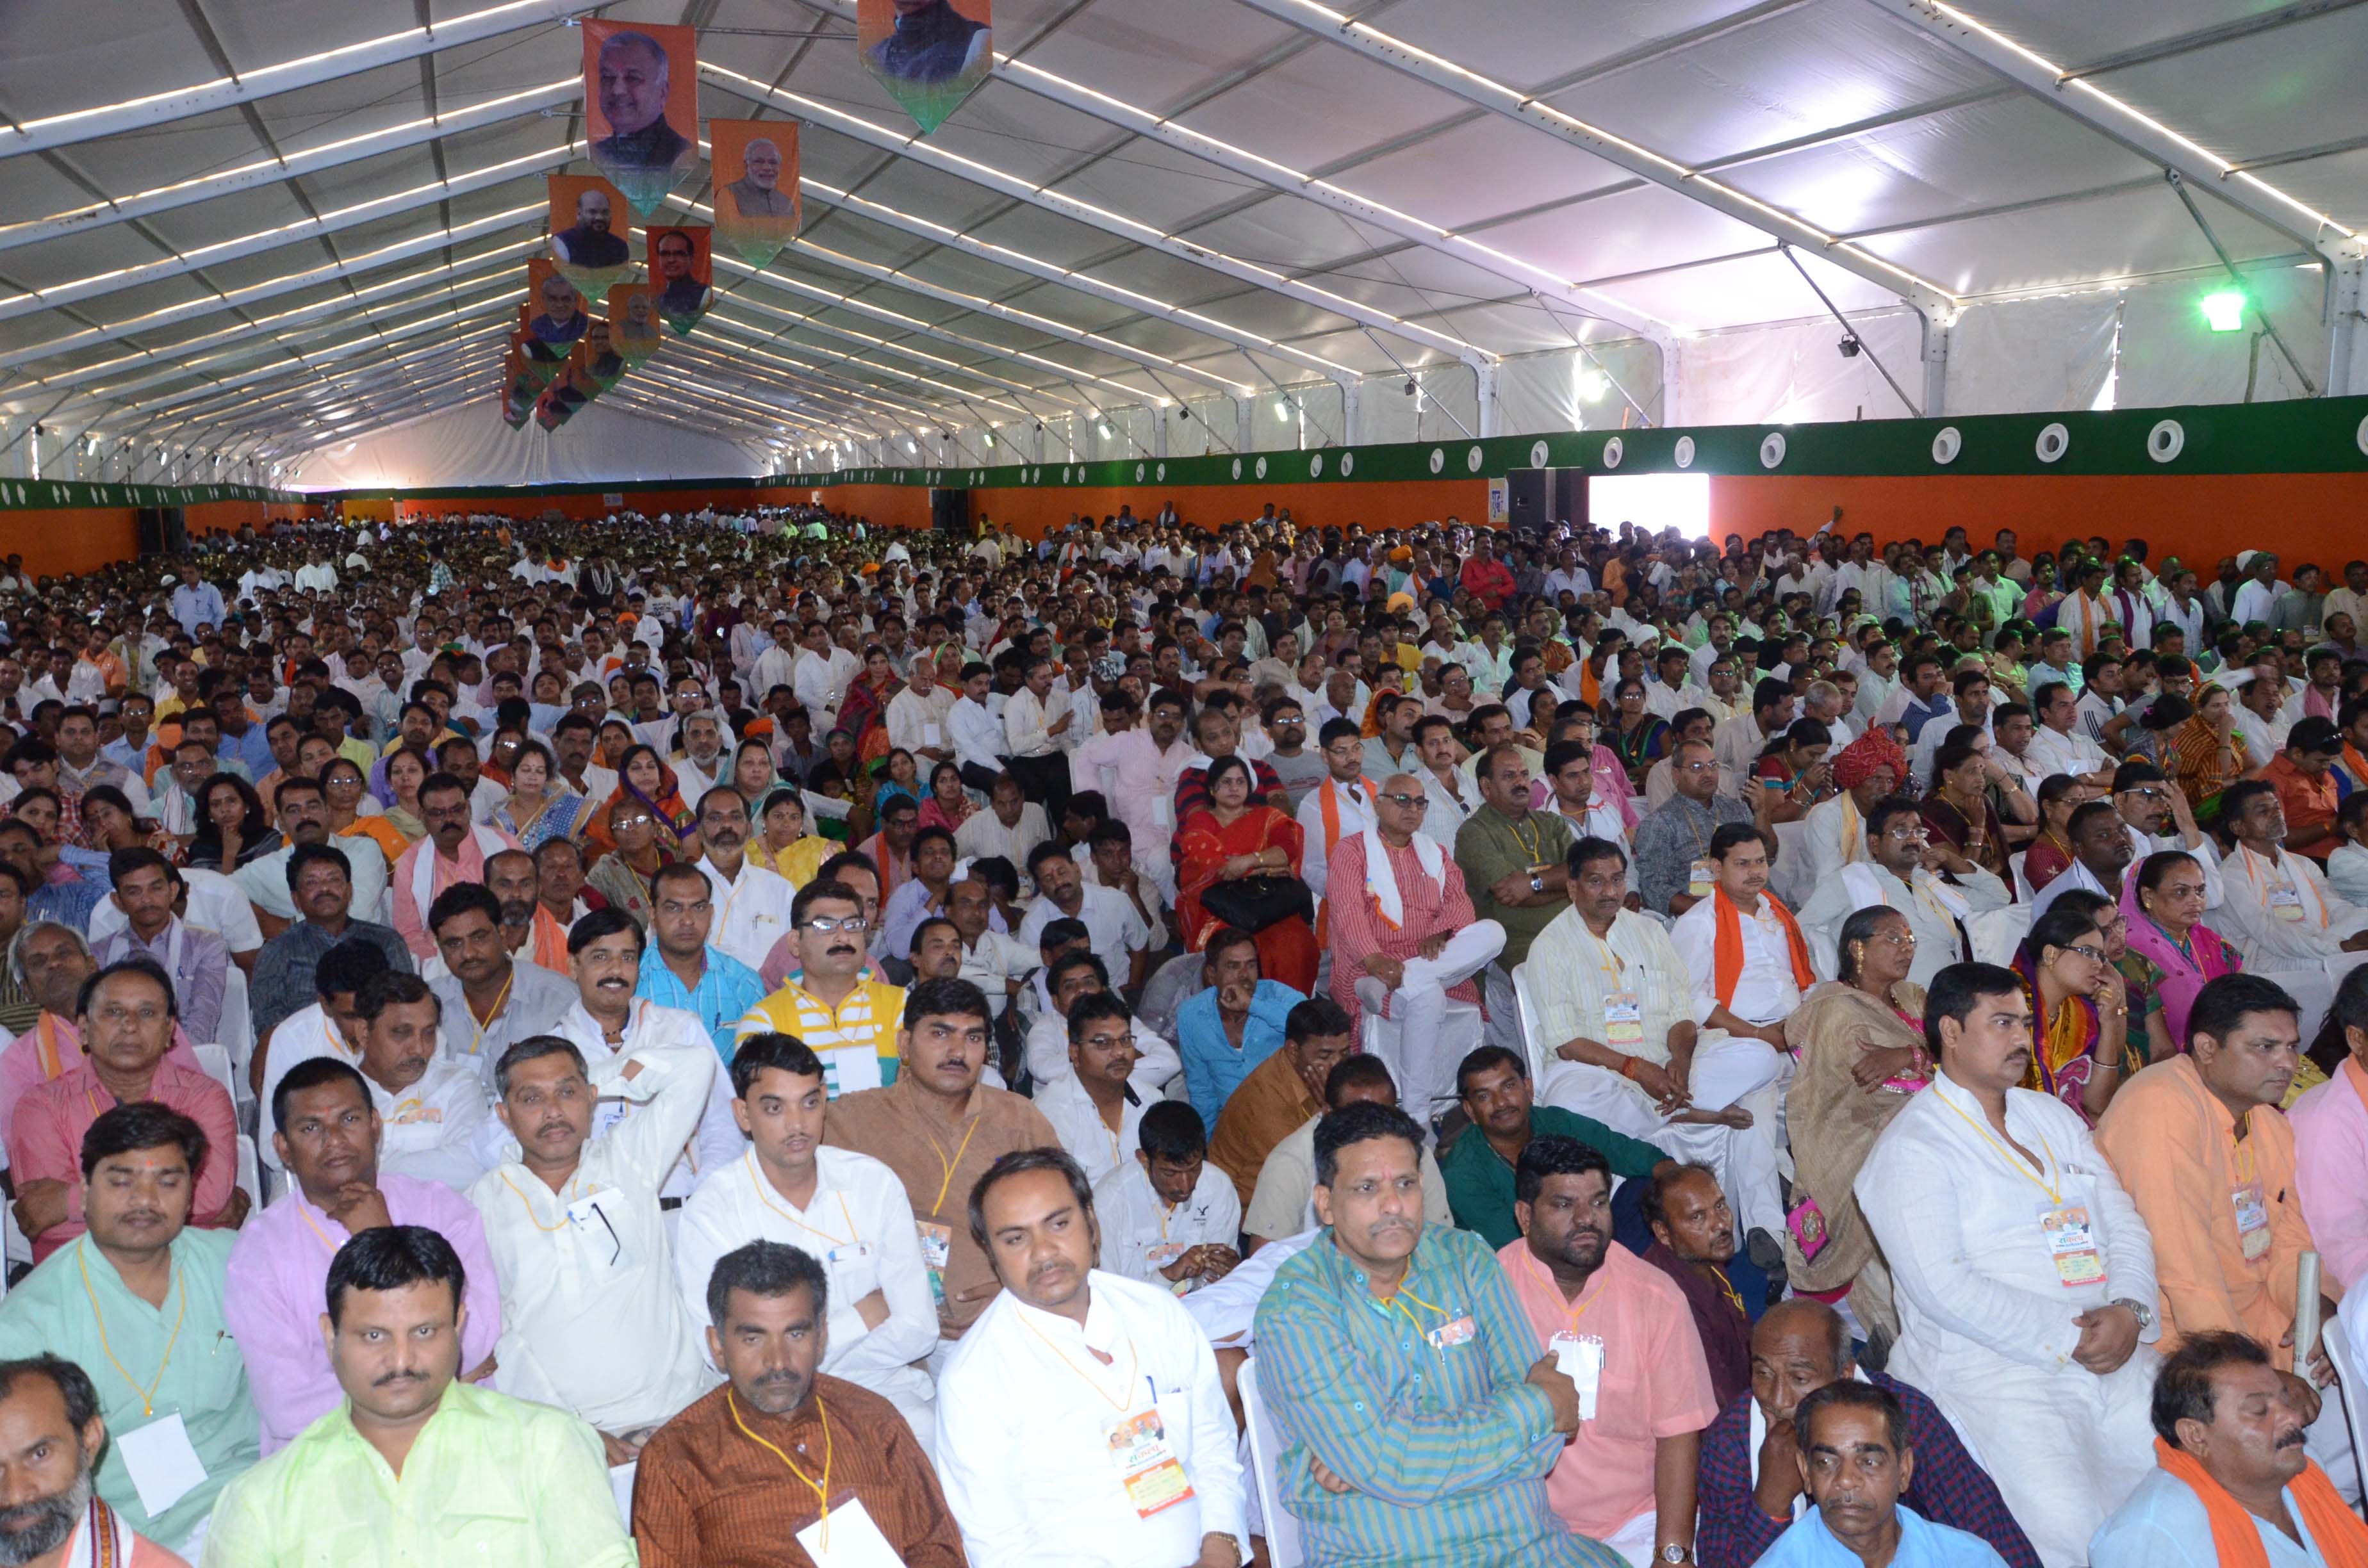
[234,1134,261,1215]
[217,963,253,1077]
[1238,1353,1304,1568]
[1968,904,2032,967]
[194,1043,238,1107]
[1769,817,1813,908]
[1509,961,1550,1089]
[2009,849,2034,903]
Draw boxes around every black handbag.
[1197,873,1314,934]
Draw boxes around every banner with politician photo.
[583,19,699,215]
[548,174,637,295]
[500,346,535,428]
[708,118,799,266]
[644,224,714,335]
[536,348,595,430]
[580,316,628,392]
[607,282,664,365]
[523,260,590,363]
[858,0,991,134]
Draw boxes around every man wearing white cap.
[2230,550,2288,626]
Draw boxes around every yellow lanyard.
[1582,927,1625,977]
[1015,1308,1141,1412]
[499,1170,580,1232]
[748,1152,859,1249]
[1706,1264,1749,1318]
[923,1113,983,1217]
[1937,1092,2062,1204]
[1520,1250,1601,1336]
[466,968,516,1059]
[1504,812,1542,866]
[728,1389,835,1544]
[79,1243,187,1419]
[294,1198,348,1257]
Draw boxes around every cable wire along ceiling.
[0,0,2358,483]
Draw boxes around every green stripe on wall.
[0,480,307,512]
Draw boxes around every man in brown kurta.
[824,977,1057,1337]
[1205,1009,1351,1207]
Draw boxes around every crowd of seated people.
[0,507,2360,1565]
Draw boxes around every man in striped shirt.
[1254,1101,1624,1567]
[734,879,905,1098]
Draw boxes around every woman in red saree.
[836,646,899,757]
[1176,756,1319,993]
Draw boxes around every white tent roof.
[1,0,2358,477]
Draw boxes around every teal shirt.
[1438,1106,1668,1250]
[0,1229,257,1547]
[1253,1224,1624,1568]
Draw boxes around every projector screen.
[1589,473,1711,540]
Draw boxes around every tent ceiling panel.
[1536,0,1998,168]
[1047,143,1280,240]
[1169,42,1480,173]
[1717,95,2163,238]
[1325,111,1653,234]
[0,4,227,127]
[2098,17,2368,175]
[1172,202,1408,283]
[1013,0,1302,112]
[1378,0,1772,91]
[1597,249,1905,333]
[1864,183,2299,298]
[2274,147,2368,229]
[0,158,109,222]
[1928,0,2311,71]
[1452,184,1791,307]
[32,118,275,222]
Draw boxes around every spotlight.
[1837,336,1862,359]
[2201,290,2246,333]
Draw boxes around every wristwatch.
[2110,1296,2155,1334]
[1529,871,1545,894]
[1659,1546,1693,1565]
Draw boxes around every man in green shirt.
[1453,743,1576,1060]
[1438,1045,1673,1251]
[201,1226,633,1568]
[0,1102,256,1555]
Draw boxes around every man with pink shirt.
[1499,1135,1718,1568]
[2291,967,2368,1290]
[10,958,240,1262]
[390,771,520,960]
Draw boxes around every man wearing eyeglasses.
[1798,796,2007,988]
[736,879,907,1098]
[1327,773,1504,1120]
[2109,760,2224,905]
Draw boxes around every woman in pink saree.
[2117,847,2243,1062]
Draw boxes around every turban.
[1386,591,1416,614]
[1390,546,1415,563]
[1832,726,1907,791]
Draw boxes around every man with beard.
[423,883,575,1084]
[1500,1137,1718,1565]
[721,136,796,220]
[479,849,559,974]
[0,1107,259,1556]
[937,1148,1246,1567]
[205,1227,631,1564]
[2091,1330,2368,1567]
[1856,962,2160,1567]
[553,186,630,270]
[467,1019,717,1469]
[632,1242,965,1565]
[390,772,518,962]
[673,1033,940,1448]
[226,1059,501,1454]
[0,1355,188,1565]
[691,786,793,973]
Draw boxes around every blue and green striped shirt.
[1253,1223,1625,1567]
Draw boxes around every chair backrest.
[2009,849,2034,902]
[193,1043,238,1107]
[1509,961,1548,1088]
[234,1132,261,1215]
[1768,816,1814,908]
[217,961,254,1072]
[2326,1296,2368,1487]
[1238,1352,1304,1568]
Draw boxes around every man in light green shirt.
[202,1225,632,1568]
[0,1102,258,1555]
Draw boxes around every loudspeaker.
[133,507,186,556]
[1505,469,1584,535]
[930,488,969,535]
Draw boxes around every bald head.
[1372,771,1428,839]
[1750,1298,1854,1425]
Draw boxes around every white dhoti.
[1540,1034,1786,1241]
[1367,920,1504,1117]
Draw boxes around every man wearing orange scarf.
[2091,1330,2368,1567]
[1671,822,1815,1054]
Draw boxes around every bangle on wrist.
[1616,1055,1640,1081]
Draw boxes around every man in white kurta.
[936,1154,1248,1568]
[468,1032,719,1452]
[1528,840,1786,1246]
[1795,800,2009,986]
[550,993,744,1200]
[2216,781,2368,1043]
[691,787,795,972]
[1857,968,2162,1568]
[673,1035,940,1449]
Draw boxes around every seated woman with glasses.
[2014,890,2137,1123]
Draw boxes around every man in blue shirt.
[170,574,226,637]
[636,860,763,1058]
[1172,926,1303,1130]
[1754,1381,2010,1568]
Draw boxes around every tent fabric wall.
[1668,311,1928,428]
[2114,263,2328,409]
[293,402,766,493]
[1943,293,2121,416]
[1494,339,1668,436]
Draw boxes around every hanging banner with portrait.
[707,118,799,267]
[523,260,589,363]
[645,224,714,335]
[580,316,627,392]
[583,19,699,216]
[859,0,991,135]
[608,282,663,365]
[500,345,535,428]
[548,173,637,296]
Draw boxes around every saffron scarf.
[2152,1437,2368,1568]
[1711,885,1814,1011]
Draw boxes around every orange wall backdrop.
[1704,472,2368,572]
[0,499,307,578]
